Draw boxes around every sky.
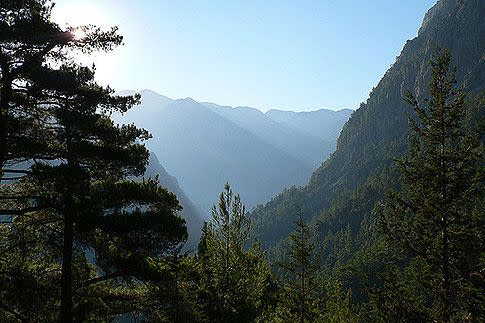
[52,0,437,112]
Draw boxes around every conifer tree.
[379,50,485,322]
[0,1,189,321]
[0,0,122,181]
[144,249,207,322]
[275,215,324,323]
[198,183,271,322]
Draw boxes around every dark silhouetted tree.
[0,1,188,321]
[379,50,485,322]
[274,214,324,323]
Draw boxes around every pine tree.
[0,0,122,181]
[140,248,208,323]
[198,183,271,322]
[0,202,60,321]
[379,50,485,322]
[276,215,324,323]
[0,1,189,321]
[37,67,187,322]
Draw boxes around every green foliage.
[141,251,208,322]
[254,51,484,323]
[250,2,485,321]
[197,183,272,322]
[1,1,484,322]
[274,215,324,322]
[0,1,188,321]
[250,0,485,254]
[320,281,359,323]
[378,50,485,322]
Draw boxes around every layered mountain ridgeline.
[202,102,352,169]
[115,91,350,213]
[251,0,485,254]
[266,108,353,143]
[143,153,204,245]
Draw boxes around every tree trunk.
[0,74,12,178]
[441,218,451,322]
[60,197,74,322]
[439,99,451,323]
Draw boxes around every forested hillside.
[0,0,483,321]
[251,0,485,248]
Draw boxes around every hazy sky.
[52,0,437,111]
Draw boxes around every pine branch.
[0,196,42,200]
[0,302,29,323]
[77,271,127,289]
[2,169,32,175]
[0,206,47,215]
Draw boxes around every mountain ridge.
[143,153,204,245]
[202,101,343,169]
[251,0,485,248]
[116,92,345,214]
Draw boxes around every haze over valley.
[1,1,483,321]
[115,90,352,214]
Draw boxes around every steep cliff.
[251,0,485,248]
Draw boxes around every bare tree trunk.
[442,219,451,322]
[60,154,76,322]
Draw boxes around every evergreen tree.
[275,215,324,323]
[320,281,358,323]
[0,1,188,321]
[142,249,207,322]
[379,50,485,322]
[0,201,60,321]
[0,0,122,180]
[1,62,188,322]
[198,183,271,322]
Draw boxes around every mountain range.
[115,91,351,215]
[250,0,485,255]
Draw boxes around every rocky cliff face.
[251,0,485,247]
[328,0,485,189]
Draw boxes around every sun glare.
[72,29,86,41]
[52,2,112,27]
[49,2,121,87]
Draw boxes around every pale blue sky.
[53,0,437,111]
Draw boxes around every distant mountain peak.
[175,97,198,104]
[139,89,172,100]
[266,108,352,115]
[233,106,262,113]
[115,89,352,214]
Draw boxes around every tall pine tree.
[274,215,324,323]
[198,183,271,322]
[0,1,188,321]
[379,50,485,322]
[0,0,122,180]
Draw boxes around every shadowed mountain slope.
[250,0,485,248]
[116,95,324,213]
